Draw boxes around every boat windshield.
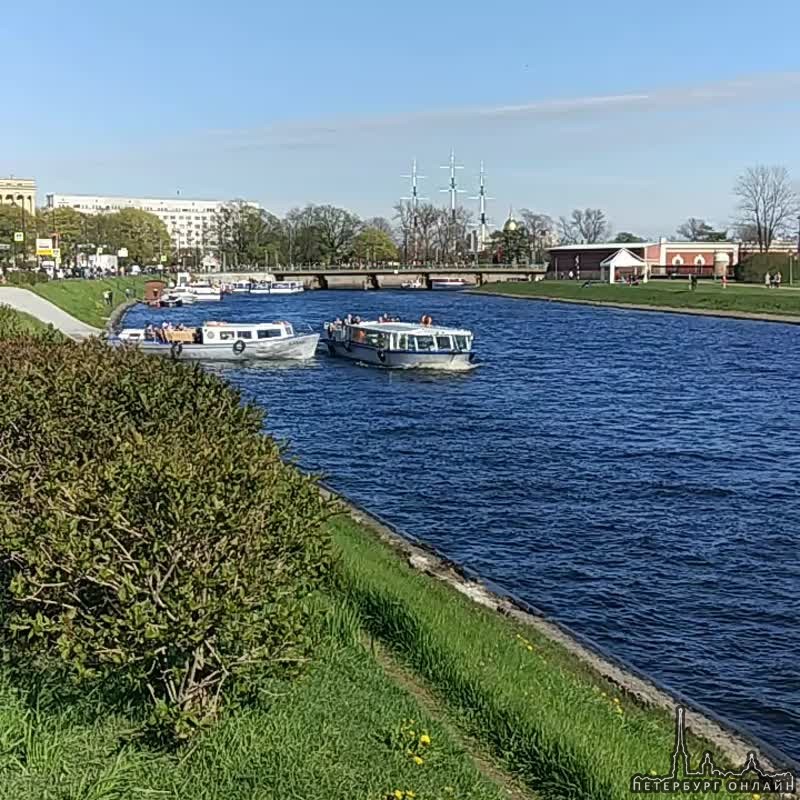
[454,334,470,351]
[257,328,284,339]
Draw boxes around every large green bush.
[4,269,49,286]
[0,339,331,741]
[0,305,63,341]
[735,252,795,283]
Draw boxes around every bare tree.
[558,208,609,244]
[362,216,394,239]
[734,165,799,252]
[415,203,441,263]
[519,209,554,261]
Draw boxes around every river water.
[124,290,800,760]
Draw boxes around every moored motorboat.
[230,279,252,294]
[322,314,475,370]
[250,279,303,294]
[401,278,424,289]
[430,277,469,290]
[114,320,319,361]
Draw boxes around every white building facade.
[45,193,260,262]
[1,177,37,216]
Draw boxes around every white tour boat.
[173,271,223,301]
[323,315,475,370]
[269,280,304,294]
[230,279,252,294]
[430,277,469,291]
[115,320,319,362]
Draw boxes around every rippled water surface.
[125,290,800,759]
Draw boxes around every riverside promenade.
[0,287,101,340]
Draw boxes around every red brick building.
[548,239,740,281]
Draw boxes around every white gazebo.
[600,248,648,284]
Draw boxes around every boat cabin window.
[454,335,470,350]
[218,330,234,340]
[365,331,387,348]
[436,335,452,350]
[395,334,408,350]
[414,335,435,352]
[257,329,283,339]
[236,330,253,339]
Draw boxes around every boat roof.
[346,320,472,335]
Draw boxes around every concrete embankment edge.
[470,289,800,325]
[106,299,140,334]
[321,483,798,776]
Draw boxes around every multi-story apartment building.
[45,193,260,258]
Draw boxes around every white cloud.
[203,72,800,151]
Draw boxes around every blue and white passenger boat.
[322,315,475,370]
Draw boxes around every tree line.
[1,163,796,271]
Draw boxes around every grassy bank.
[0,305,60,338]
[0,606,505,800]
[0,325,762,800]
[31,276,146,327]
[330,515,746,800]
[477,279,800,317]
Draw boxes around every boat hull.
[323,339,474,370]
[117,333,320,362]
[430,282,468,291]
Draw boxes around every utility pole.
[440,149,465,263]
[402,159,427,265]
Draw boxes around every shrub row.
[0,338,332,742]
[3,269,49,286]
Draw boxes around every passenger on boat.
[420,314,433,326]
[345,313,353,325]
[144,323,155,341]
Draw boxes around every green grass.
[31,277,146,328]
[0,603,505,800]
[478,279,800,317]
[330,515,741,800]
[0,305,57,337]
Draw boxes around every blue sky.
[3,0,800,237]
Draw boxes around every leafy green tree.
[37,207,86,266]
[491,224,530,264]
[213,202,284,269]
[310,204,361,264]
[352,227,398,263]
[0,205,36,264]
[105,209,171,265]
[613,232,646,243]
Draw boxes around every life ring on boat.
[377,349,386,363]
[420,314,433,326]
[170,341,183,360]
[233,340,246,355]
[206,331,215,340]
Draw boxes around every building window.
[694,255,705,266]
[672,255,684,266]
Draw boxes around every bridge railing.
[216,263,548,273]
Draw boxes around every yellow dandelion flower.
[412,755,424,766]
[420,733,431,746]
[752,795,761,800]
[407,792,416,799]
[526,644,533,651]
[394,790,404,800]
[613,697,621,704]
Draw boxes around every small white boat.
[323,315,475,370]
[115,320,319,362]
[269,280,304,294]
[250,279,303,295]
[430,277,469,291]
[173,271,222,301]
[167,288,196,304]
[401,278,424,290]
